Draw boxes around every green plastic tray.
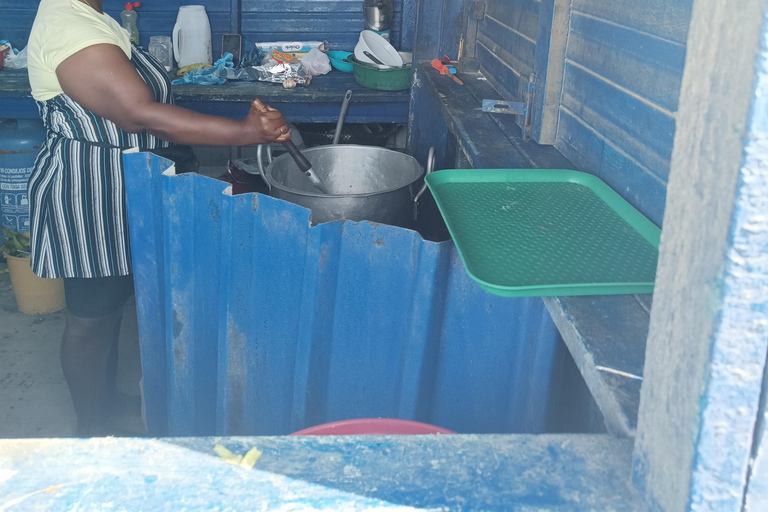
[425,169,661,297]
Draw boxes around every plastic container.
[173,5,213,69]
[149,36,173,71]
[363,0,394,41]
[5,253,66,315]
[0,119,45,243]
[355,30,402,67]
[291,418,455,436]
[327,51,354,72]
[350,55,412,91]
[121,3,141,45]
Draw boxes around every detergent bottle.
[121,2,141,45]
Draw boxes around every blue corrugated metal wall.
[124,152,563,437]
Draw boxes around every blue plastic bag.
[172,53,239,86]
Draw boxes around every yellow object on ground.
[5,254,66,315]
[214,444,262,470]
[240,447,263,470]
[213,444,243,466]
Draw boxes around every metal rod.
[333,90,353,145]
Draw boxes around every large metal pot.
[247,145,435,227]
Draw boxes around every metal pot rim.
[264,145,424,198]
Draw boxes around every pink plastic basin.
[291,418,455,436]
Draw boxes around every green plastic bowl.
[327,51,354,73]
[349,56,412,91]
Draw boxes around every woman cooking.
[27,0,290,436]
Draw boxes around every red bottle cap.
[124,2,141,10]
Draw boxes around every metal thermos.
[363,0,394,40]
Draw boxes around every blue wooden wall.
[476,0,540,104]
[554,0,693,226]
[240,0,415,51]
[0,0,37,50]
[0,0,416,59]
[0,0,234,57]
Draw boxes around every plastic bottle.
[149,36,173,71]
[121,2,141,45]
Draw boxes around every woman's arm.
[55,44,290,146]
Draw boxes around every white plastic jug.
[173,5,212,69]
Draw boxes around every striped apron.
[28,44,172,279]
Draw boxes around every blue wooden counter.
[0,434,641,510]
[409,60,653,438]
[0,69,410,123]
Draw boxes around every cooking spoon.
[252,99,329,193]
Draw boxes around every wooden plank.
[477,14,537,75]
[484,0,540,40]
[477,44,524,104]
[567,12,686,112]
[557,109,667,226]
[241,11,405,50]
[401,0,417,50]
[532,0,570,144]
[473,0,540,105]
[632,0,768,510]
[242,0,403,13]
[571,0,693,44]
[0,435,641,511]
[0,69,411,123]
[0,8,37,48]
[438,0,464,60]
[240,0,408,50]
[413,0,463,60]
[1,1,239,56]
[544,295,650,438]
[560,62,675,181]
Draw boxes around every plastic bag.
[172,52,239,86]
[241,51,309,85]
[0,40,27,69]
[300,48,331,77]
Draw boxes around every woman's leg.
[60,309,125,437]
[61,275,134,437]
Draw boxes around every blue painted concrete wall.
[124,151,565,437]
[0,0,416,57]
[555,0,693,226]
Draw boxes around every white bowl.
[354,30,403,67]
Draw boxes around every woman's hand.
[244,99,291,144]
